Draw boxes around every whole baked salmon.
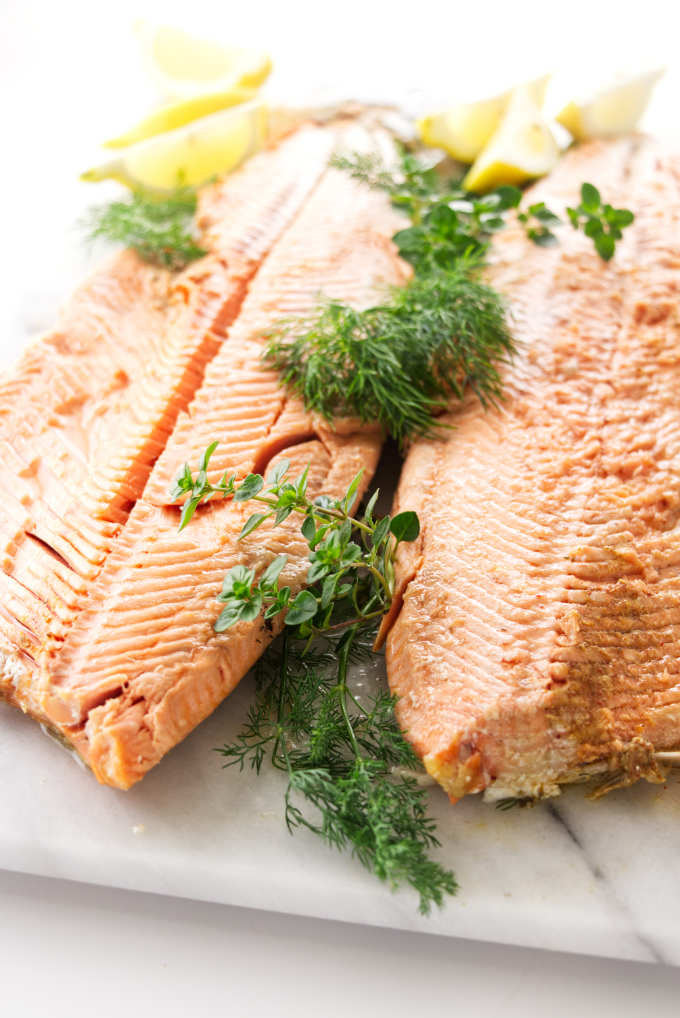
[386,136,680,802]
[0,121,407,788]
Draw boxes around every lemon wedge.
[556,69,664,141]
[82,100,268,193]
[463,86,559,193]
[418,75,549,163]
[137,22,272,99]
[103,86,258,148]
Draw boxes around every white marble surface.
[3,0,680,973]
[3,670,680,964]
[6,870,680,1018]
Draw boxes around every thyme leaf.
[518,185,633,260]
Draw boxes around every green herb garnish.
[85,188,206,270]
[173,447,457,913]
[221,634,456,914]
[517,201,562,247]
[264,263,513,447]
[516,183,634,259]
[566,182,634,261]
[331,150,520,269]
[262,150,517,446]
[170,146,635,913]
[265,150,634,446]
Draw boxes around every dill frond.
[263,148,520,446]
[263,263,514,446]
[84,189,206,270]
[219,632,457,915]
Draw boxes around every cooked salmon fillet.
[386,135,680,802]
[0,121,407,787]
[0,125,333,678]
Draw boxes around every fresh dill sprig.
[173,448,457,913]
[219,633,457,914]
[262,148,520,445]
[84,188,206,270]
[263,263,514,446]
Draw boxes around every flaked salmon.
[386,136,680,802]
[1,122,407,788]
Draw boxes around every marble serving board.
[3,8,680,966]
[2,673,680,965]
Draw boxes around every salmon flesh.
[0,122,407,788]
[386,136,680,802]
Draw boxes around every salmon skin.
[386,136,680,802]
[0,121,408,788]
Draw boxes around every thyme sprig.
[172,444,418,638]
[566,182,635,261]
[174,448,456,912]
[331,150,633,263]
[84,188,206,270]
[517,184,634,259]
[331,150,521,268]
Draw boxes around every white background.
[3,0,680,1013]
